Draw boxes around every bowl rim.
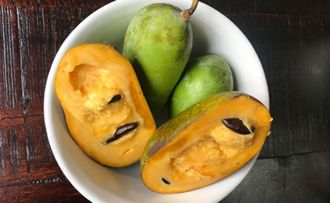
[44,0,269,202]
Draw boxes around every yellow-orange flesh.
[142,95,271,193]
[55,44,155,167]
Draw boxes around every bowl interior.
[44,0,269,202]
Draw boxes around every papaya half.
[141,92,272,193]
[55,44,156,167]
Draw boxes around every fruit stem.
[182,0,199,21]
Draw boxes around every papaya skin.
[123,3,194,114]
[171,55,234,117]
[55,44,156,167]
[141,92,272,193]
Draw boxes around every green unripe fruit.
[171,55,233,116]
[123,1,199,115]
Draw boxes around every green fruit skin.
[171,55,233,117]
[123,3,193,114]
[141,91,258,169]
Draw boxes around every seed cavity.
[103,122,138,144]
[161,178,171,185]
[108,94,122,104]
[222,118,253,135]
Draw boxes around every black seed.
[103,122,138,144]
[222,118,252,135]
[108,94,122,104]
[250,125,256,133]
[162,178,171,185]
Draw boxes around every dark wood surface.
[0,0,329,202]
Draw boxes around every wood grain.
[0,3,98,202]
[227,13,330,158]
[202,0,330,15]
[0,1,93,175]
[223,151,330,203]
[0,0,329,202]
[203,0,330,158]
[0,0,111,9]
[0,175,88,202]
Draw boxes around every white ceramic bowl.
[44,0,269,202]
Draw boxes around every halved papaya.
[141,92,272,193]
[55,44,156,167]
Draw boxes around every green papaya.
[123,0,199,114]
[141,92,272,193]
[171,55,233,116]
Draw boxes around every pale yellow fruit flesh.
[55,44,155,167]
[142,95,271,193]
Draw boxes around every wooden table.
[0,0,329,202]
